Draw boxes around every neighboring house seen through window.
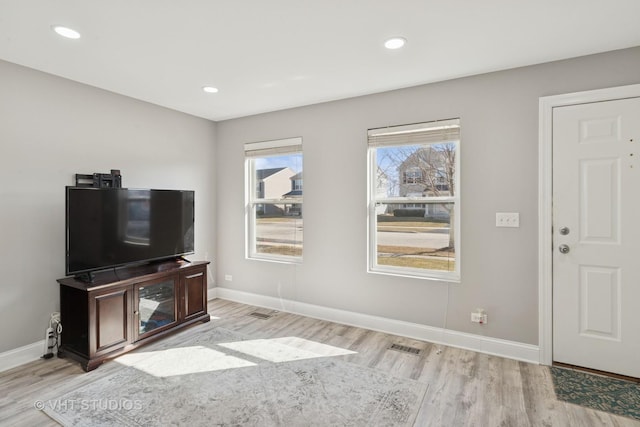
[368,119,460,281]
[245,137,303,262]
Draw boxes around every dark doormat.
[550,366,640,421]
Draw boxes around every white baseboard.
[0,340,45,373]
[214,287,540,364]
[1,288,539,372]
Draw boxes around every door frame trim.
[538,83,640,365]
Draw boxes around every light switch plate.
[496,212,520,228]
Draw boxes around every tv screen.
[66,187,195,276]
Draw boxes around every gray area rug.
[43,327,427,426]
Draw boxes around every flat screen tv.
[66,187,195,277]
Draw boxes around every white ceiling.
[1,1,639,121]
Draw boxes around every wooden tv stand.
[57,259,210,371]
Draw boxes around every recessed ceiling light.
[384,37,406,50]
[52,25,81,39]
[202,86,219,94]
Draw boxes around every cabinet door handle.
[185,273,203,279]
[133,310,139,316]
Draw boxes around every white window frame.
[245,137,303,263]
[367,119,461,281]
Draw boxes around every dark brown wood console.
[57,259,210,371]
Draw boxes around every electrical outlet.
[224,274,233,282]
[496,212,520,228]
[471,309,488,324]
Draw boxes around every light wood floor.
[1,299,638,426]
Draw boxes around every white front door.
[552,96,640,378]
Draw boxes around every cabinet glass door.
[137,279,176,336]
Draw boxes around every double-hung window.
[368,119,460,281]
[245,137,303,262]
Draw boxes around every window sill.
[247,254,302,265]
[368,266,460,283]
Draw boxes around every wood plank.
[1,298,638,426]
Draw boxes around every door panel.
[182,271,206,321]
[552,97,640,378]
[93,287,130,356]
[579,158,619,242]
[579,265,620,340]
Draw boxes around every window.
[403,167,423,184]
[245,137,303,262]
[368,119,460,280]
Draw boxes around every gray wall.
[215,47,640,346]
[0,59,216,353]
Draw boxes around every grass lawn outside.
[377,243,455,272]
[377,255,455,271]
[377,245,454,258]
[256,244,302,257]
